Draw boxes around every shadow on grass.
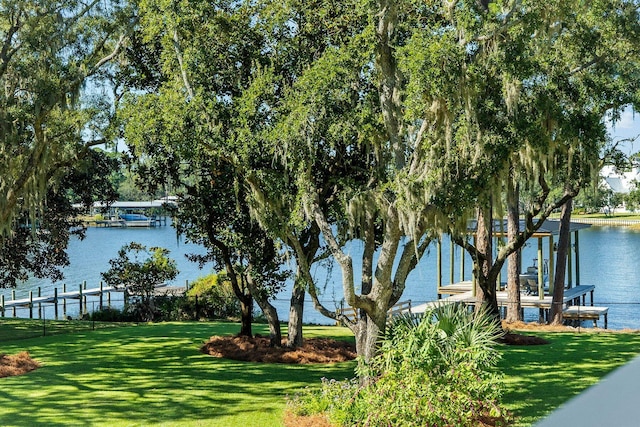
[0,322,355,426]
[499,331,640,427]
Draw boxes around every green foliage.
[87,307,135,322]
[101,242,178,321]
[288,304,509,426]
[0,149,118,288]
[185,274,240,319]
[0,0,128,234]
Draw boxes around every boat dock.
[0,282,124,319]
[78,200,174,227]
[413,283,604,326]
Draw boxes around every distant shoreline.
[571,217,640,227]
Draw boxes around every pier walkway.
[413,283,598,323]
[1,284,120,310]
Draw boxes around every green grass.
[498,330,640,426]
[0,318,135,341]
[0,321,355,427]
[1,321,639,426]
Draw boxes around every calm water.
[2,224,640,329]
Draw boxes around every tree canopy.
[0,0,128,287]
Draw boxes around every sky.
[606,106,640,155]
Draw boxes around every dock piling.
[83,280,87,314]
[54,288,58,320]
[79,284,83,316]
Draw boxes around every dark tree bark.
[238,294,253,337]
[246,273,282,347]
[286,224,320,349]
[550,198,573,324]
[210,234,254,337]
[287,282,305,348]
[474,205,500,321]
[506,177,522,322]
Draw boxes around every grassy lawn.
[0,321,355,427]
[1,321,640,426]
[498,330,640,426]
[0,318,135,341]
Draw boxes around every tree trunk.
[245,274,282,347]
[261,302,282,347]
[212,236,254,338]
[286,283,305,348]
[476,206,501,322]
[505,177,522,322]
[238,295,253,337]
[353,311,385,365]
[550,198,573,324]
[286,225,319,349]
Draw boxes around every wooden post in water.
[83,281,87,314]
[12,290,16,317]
[437,240,442,292]
[54,288,58,320]
[460,245,466,282]
[37,287,42,319]
[29,291,33,319]
[567,232,573,288]
[99,281,103,310]
[574,231,581,286]
[548,235,555,294]
[1,294,4,317]
[63,284,67,318]
[471,236,476,298]
[79,284,83,317]
[537,238,544,299]
[497,237,503,291]
[449,238,454,285]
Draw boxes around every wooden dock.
[2,284,119,309]
[0,282,125,320]
[414,283,597,323]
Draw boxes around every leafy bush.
[87,307,134,322]
[287,303,510,426]
[101,242,178,321]
[185,274,240,319]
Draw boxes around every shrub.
[101,242,178,321]
[185,274,240,319]
[87,307,134,322]
[288,303,510,426]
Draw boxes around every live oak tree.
[119,0,640,361]
[0,0,128,286]
[0,149,118,288]
[118,1,291,346]
[264,1,438,362]
[399,0,640,323]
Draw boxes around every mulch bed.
[0,352,40,378]
[201,335,357,364]
[500,333,550,345]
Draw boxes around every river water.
[2,223,640,330]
